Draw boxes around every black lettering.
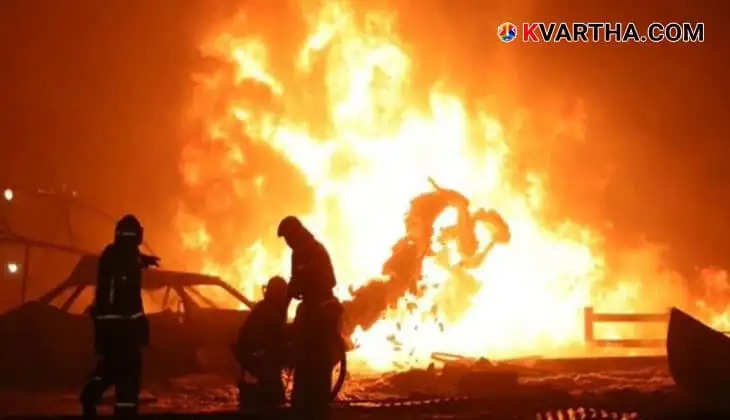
[622,23,641,42]
[605,23,621,42]
[555,23,571,42]
[539,23,556,42]
[683,22,704,42]
[573,23,588,42]
[587,23,603,42]
[665,22,681,42]
[647,22,664,42]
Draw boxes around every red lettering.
[523,23,539,42]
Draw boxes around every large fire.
[175,0,730,372]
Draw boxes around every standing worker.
[277,216,343,420]
[80,215,159,419]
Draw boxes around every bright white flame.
[6,263,18,274]
[3,188,12,201]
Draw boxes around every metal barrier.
[584,306,669,347]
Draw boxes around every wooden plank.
[592,339,666,348]
[584,307,594,342]
[592,312,669,322]
[584,307,670,347]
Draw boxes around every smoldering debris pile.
[334,354,696,420]
[347,354,674,400]
[357,358,520,399]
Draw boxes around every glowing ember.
[3,188,13,202]
[175,0,729,372]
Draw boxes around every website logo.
[498,21,704,43]
[498,22,518,43]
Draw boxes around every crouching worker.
[233,276,290,412]
[81,215,159,419]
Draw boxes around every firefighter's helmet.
[115,214,143,246]
[277,215,303,239]
[264,275,288,303]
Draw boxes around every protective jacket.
[288,236,336,303]
[92,242,149,353]
[235,299,288,370]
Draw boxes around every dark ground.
[2,357,729,420]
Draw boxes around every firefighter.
[277,216,343,420]
[233,275,289,412]
[80,215,159,419]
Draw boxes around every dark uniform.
[80,215,158,419]
[234,276,289,411]
[278,216,343,420]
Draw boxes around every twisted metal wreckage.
[342,178,511,338]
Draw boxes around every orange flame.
[176,1,729,372]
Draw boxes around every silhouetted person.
[277,216,343,420]
[80,215,159,419]
[234,275,289,412]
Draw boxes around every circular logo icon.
[497,22,518,43]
